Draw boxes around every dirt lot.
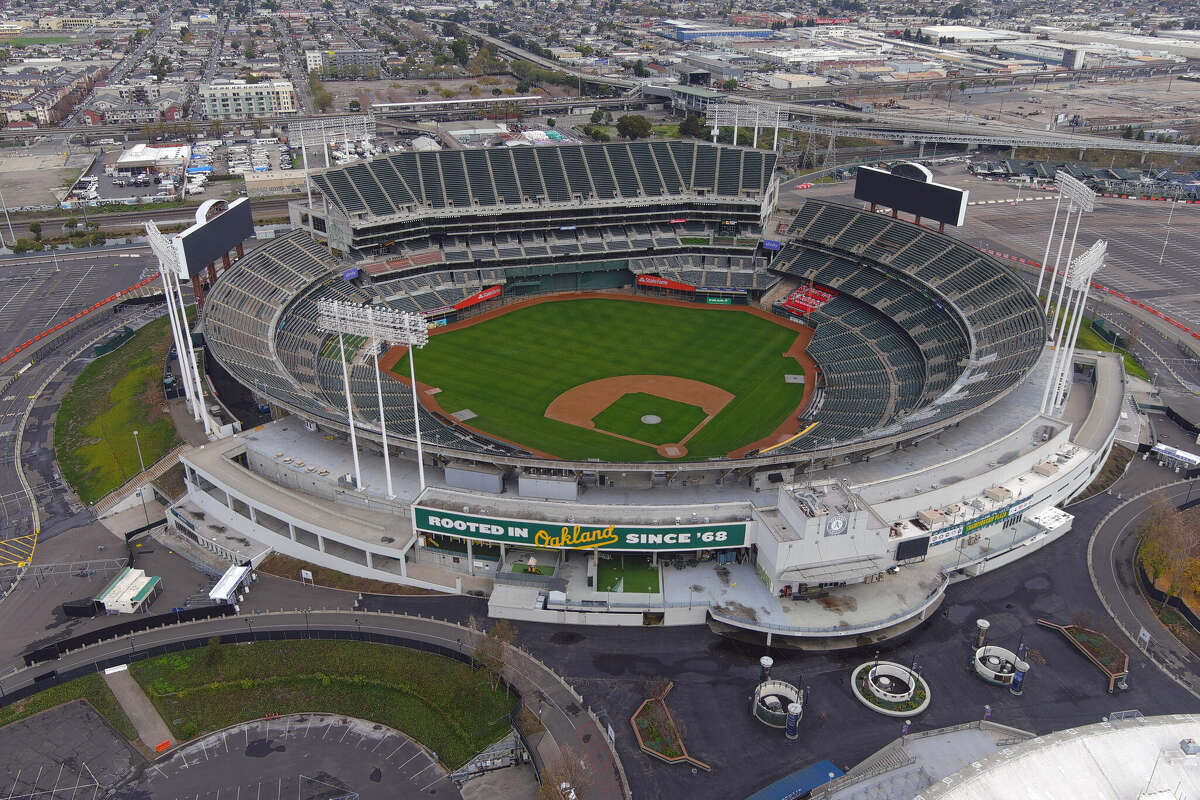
[902,74,1200,133]
[0,150,93,207]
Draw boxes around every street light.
[132,430,150,526]
[0,187,14,247]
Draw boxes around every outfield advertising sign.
[414,506,746,551]
[637,274,696,293]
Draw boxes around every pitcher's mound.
[641,414,662,425]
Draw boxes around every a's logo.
[534,524,620,549]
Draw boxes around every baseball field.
[389,296,810,461]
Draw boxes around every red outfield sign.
[637,274,696,293]
[453,285,503,311]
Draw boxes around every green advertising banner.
[705,297,732,305]
[414,506,747,551]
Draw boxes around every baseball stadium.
[174,141,1122,648]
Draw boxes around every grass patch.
[8,35,75,45]
[678,236,711,245]
[0,675,137,740]
[1047,303,1149,381]
[319,333,366,362]
[395,298,806,460]
[592,392,707,445]
[597,554,660,593]
[1078,319,1149,381]
[130,640,515,768]
[512,563,551,575]
[54,315,182,504]
[651,123,680,138]
[256,552,441,595]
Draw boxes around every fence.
[22,604,236,666]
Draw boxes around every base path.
[545,374,733,458]
[103,664,173,751]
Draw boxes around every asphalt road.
[1089,477,1200,700]
[113,715,461,800]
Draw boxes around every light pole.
[317,300,430,494]
[1158,193,1178,266]
[132,429,150,525]
[0,187,15,248]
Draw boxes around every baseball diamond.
[384,296,810,461]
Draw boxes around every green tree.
[615,113,651,140]
[589,107,604,124]
[450,37,470,67]
[678,112,704,138]
[721,78,738,90]
[546,117,556,128]
[632,59,649,77]
[473,619,517,693]
[28,221,41,240]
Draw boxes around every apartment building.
[198,78,297,120]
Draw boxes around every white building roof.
[116,142,191,167]
[923,715,1200,800]
[209,564,251,603]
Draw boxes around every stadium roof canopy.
[309,141,777,220]
[922,714,1200,799]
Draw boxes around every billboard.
[453,285,502,311]
[762,239,782,251]
[895,535,930,561]
[853,166,968,227]
[637,274,696,293]
[174,197,255,277]
[414,506,747,551]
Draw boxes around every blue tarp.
[186,166,213,173]
[745,760,845,800]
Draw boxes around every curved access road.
[1088,479,1200,700]
[3,610,629,799]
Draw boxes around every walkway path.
[1088,478,1200,700]
[2,610,629,799]
[103,664,172,750]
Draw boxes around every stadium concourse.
[174,141,1125,650]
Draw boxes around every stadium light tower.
[316,299,429,496]
[1038,172,1095,328]
[1040,240,1106,415]
[145,220,214,437]
[288,114,376,212]
[708,102,787,151]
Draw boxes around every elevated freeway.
[785,117,1200,157]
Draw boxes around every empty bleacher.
[312,142,778,219]
[768,199,1045,453]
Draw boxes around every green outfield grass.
[55,316,182,504]
[591,392,707,445]
[394,298,805,461]
[598,554,660,593]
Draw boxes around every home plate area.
[544,375,733,459]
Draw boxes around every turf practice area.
[394,298,806,461]
[597,554,661,593]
